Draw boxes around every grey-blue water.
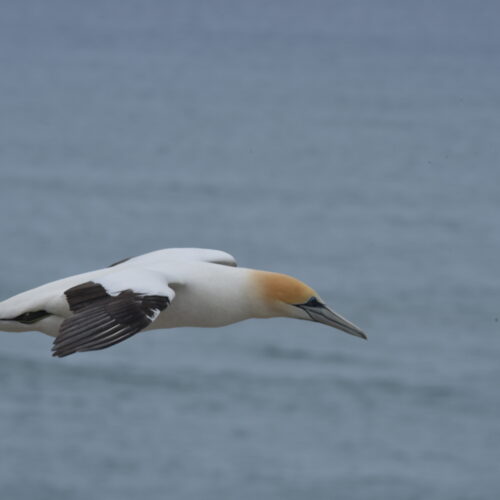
[1,1,499,498]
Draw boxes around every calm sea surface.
[1,1,499,499]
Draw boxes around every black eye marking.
[305,297,322,307]
[294,297,323,308]
[13,310,51,324]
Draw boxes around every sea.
[0,1,499,499]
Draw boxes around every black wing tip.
[52,336,78,357]
[108,257,132,267]
[51,291,170,357]
[51,346,72,358]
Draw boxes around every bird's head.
[252,271,366,339]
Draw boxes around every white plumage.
[0,248,365,357]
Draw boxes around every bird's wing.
[108,248,237,268]
[52,269,175,358]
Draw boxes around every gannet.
[0,248,366,357]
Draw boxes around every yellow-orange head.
[251,270,319,317]
[249,269,366,339]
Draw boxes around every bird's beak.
[300,303,367,339]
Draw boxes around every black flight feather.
[52,281,169,357]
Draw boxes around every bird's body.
[0,248,365,357]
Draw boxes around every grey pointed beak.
[300,304,367,339]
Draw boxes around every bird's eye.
[305,297,322,307]
[14,310,51,324]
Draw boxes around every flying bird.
[0,248,366,357]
